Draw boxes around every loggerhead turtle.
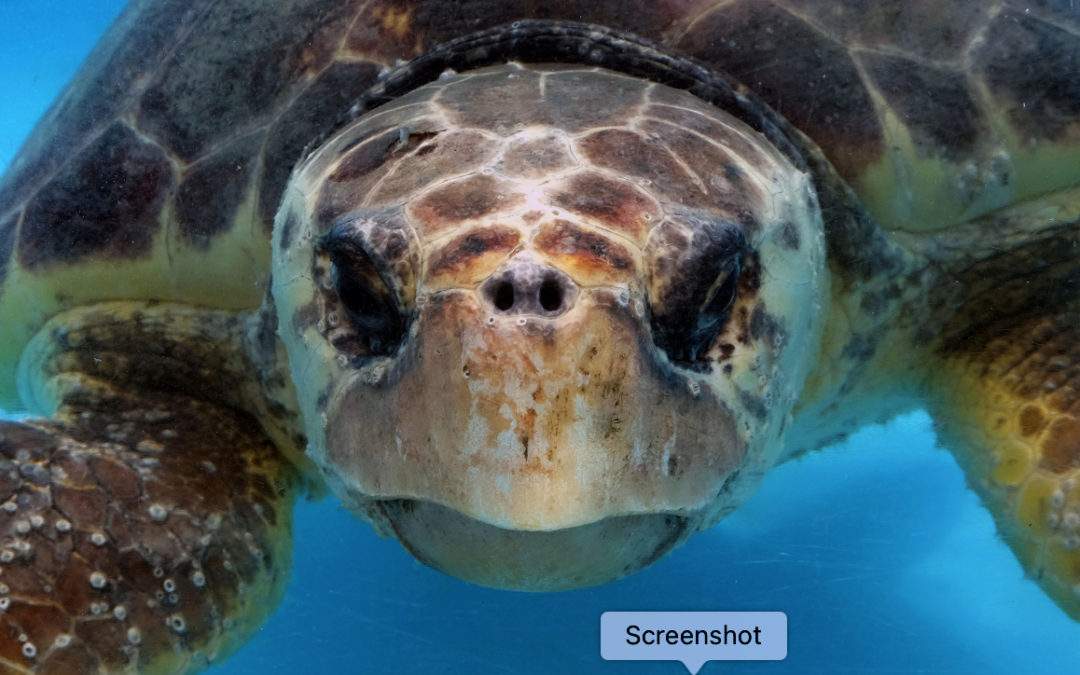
[0,1,1077,671]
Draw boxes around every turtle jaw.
[376,498,695,591]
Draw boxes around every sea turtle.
[0,0,1076,671]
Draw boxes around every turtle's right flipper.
[929,302,1080,620]
[0,384,298,673]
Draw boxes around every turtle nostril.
[491,280,515,311]
[538,277,564,312]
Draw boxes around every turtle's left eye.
[318,222,407,358]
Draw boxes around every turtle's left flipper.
[0,384,298,673]
[930,302,1080,619]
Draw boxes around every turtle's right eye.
[645,217,746,369]
[318,222,408,358]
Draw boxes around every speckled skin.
[0,2,1076,672]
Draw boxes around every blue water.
[1,3,1077,673]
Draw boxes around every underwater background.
[1,2,1077,673]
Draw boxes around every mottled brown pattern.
[259,61,383,232]
[407,175,524,235]
[495,135,574,179]
[0,0,199,211]
[578,129,706,207]
[427,226,521,282]
[973,10,1080,141]
[677,0,884,179]
[532,219,636,283]
[0,386,297,673]
[18,124,173,270]
[136,1,358,161]
[862,53,984,159]
[365,129,499,205]
[175,132,261,249]
[549,172,659,241]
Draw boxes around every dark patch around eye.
[318,223,408,358]
[650,221,746,368]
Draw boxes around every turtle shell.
[0,0,1077,407]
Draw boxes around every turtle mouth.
[376,498,693,590]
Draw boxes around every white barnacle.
[148,503,169,522]
[55,519,72,532]
[89,571,108,589]
[191,571,206,588]
[1,502,16,513]
[21,642,35,659]
[0,583,8,594]
[0,597,10,611]
[126,627,142,645]
[1050,489,1066,509]
[167,613,187,633]
[113,604,128,620]
[53,633,72,649]
[1065,511,1080,531]
[90,532,107,546]
[163,578,177,593]
[28,514,44,529]
[90,602,107,616]
[13,521,29,535]
[0,550,14,563]
[153,566,164,578]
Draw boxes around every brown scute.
[639,118,763,229]
[175,131,261,249]
[136,0,360,161]
[259,61,383,232]
[643,97,781,171]
[550,171,659,241]
[328,128,403,184]
[1019,406,1046,438]
[428,225,521,280]
[438,68,549,131]
[577,129,707,208]
[774,0,989,61]
[407,174,523,235]
[533,219,635,280]
[0,384,298,673]
[366,129,498,205]
[0,1,198,211]
[863,52,985,159]
[677,0,884,179]
[18,123,173,270]
[497,134,574,179]
[540,69,649,132]
[973,10,1080,141]
[1040,417,1080,473]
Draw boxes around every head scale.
[273,22,827,589]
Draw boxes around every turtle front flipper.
[929,297,1080,619]
[0,303,302,673]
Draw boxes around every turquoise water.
[1,3,1077,673]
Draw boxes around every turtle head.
[273,62,827,589]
